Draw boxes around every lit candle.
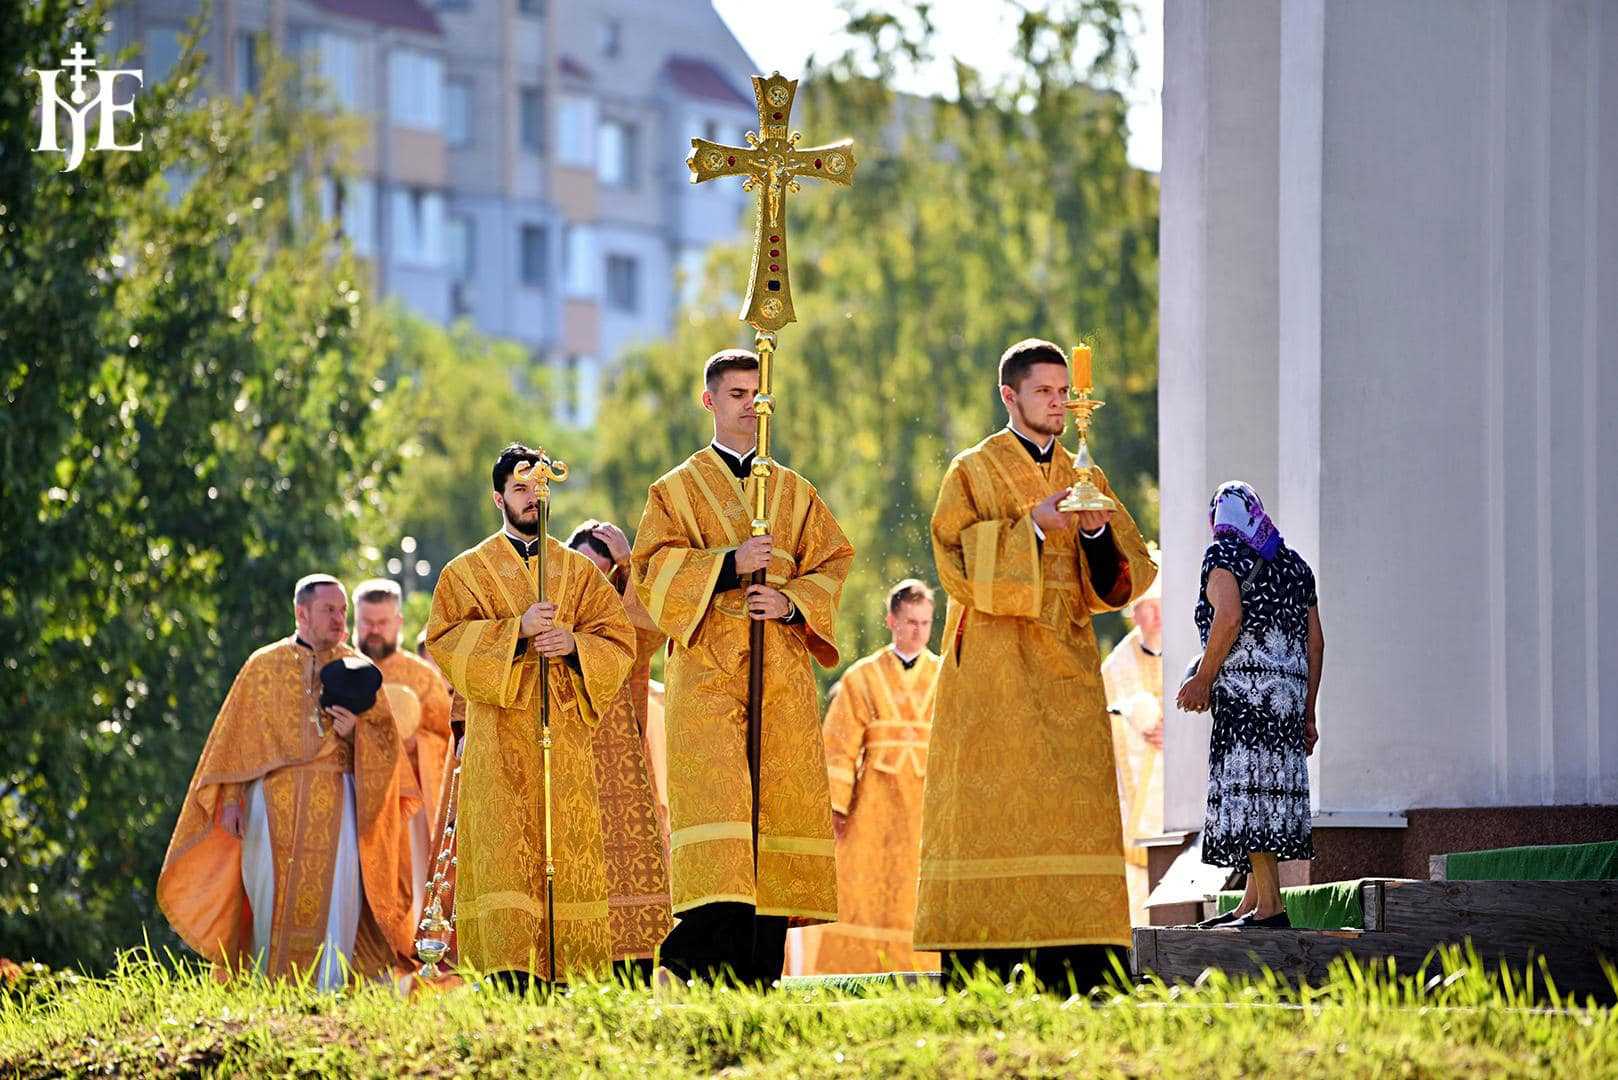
[1071,343,1093,391]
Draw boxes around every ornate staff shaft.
[743,331,777,860]
[520,452,568,982]
[688,73,856,872]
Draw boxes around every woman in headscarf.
[1175,482,1323,928]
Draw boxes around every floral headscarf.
[1209,481,1283,561]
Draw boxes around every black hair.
[565,519,614,563]
[704,349,760,389]
[492,442,543,493]
[998,338,1068,390]
[887,578,936,614]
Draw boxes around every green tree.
[0,4,399,967]
[591,0,1158,672]
[366,313,586,649]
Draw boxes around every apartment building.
[109,0,758,422]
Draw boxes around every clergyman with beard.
[424,443,635,985]
[156,574,417,986]
[354,577,453,926]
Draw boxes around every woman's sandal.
[1193,907,1248,928]
[1232,909,1292,930]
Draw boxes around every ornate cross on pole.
[687,73,856,334]
[685,72,855,866]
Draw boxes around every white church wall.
[1162,0,1618,828]
[1160,0,1283,831]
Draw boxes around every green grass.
[2,948,1615,1077]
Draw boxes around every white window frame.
[313,31,362,111]
[597,118,637,187]
[388,187,444,268]
[557,95,597,169]
[388,47,444,132]
[562,225,598,300]
[445,213,475,280]
[445,77,473,147]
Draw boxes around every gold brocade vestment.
[590,561,674,960]
[914,431,1157,951]
[800,647,942,973]
[376,649,454,832]
[157,638,418,978]
[1100,626,1165,925]
[631,448,854,922]
[426,533,634,977]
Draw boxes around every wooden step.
[1132,926,1423,985]
[1366,878,1617,995]
[1135,878,1618,999]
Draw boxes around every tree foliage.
[0,2,398,967]
[369,314,585,648]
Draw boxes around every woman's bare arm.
[1304,606,1324,751]
[1175,567,1242,713]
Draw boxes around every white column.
[1164,0,1618,823]
[1159,0,1283,831]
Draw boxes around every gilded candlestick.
[1058,345,1117,514]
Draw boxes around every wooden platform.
[1132,879,1618,999]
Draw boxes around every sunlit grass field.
[3,948,1614,1077]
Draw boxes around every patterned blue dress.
[1195,536,1317,871]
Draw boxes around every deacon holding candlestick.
[914,337,1158,992]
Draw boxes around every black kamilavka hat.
[318,655,383,714]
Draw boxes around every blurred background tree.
[368,313,583,650]
[0,2,402,967]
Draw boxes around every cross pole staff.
[686,73,856,866]
[516,451,568,982]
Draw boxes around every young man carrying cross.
[631,349,854,987]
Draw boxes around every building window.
[605,254,638,312]
[445,78,472,147]
[597,119,636,187]
[702,119,719,143]
[563,224,598,299]
[436,0,471,9]
[389,48,444,131]
[235,32,260,95]
[343,180,377,257]
[556,95,596,168]
[599,19,622,58]
[519,224,547,286]
[561,354,601,425]
[147,25,185,81]
[445,214,475,279]
[310,31,362,110]
[518,0,545,14]
[322,176,377,258]
[519,87,544,153]
[388,187,444,267]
